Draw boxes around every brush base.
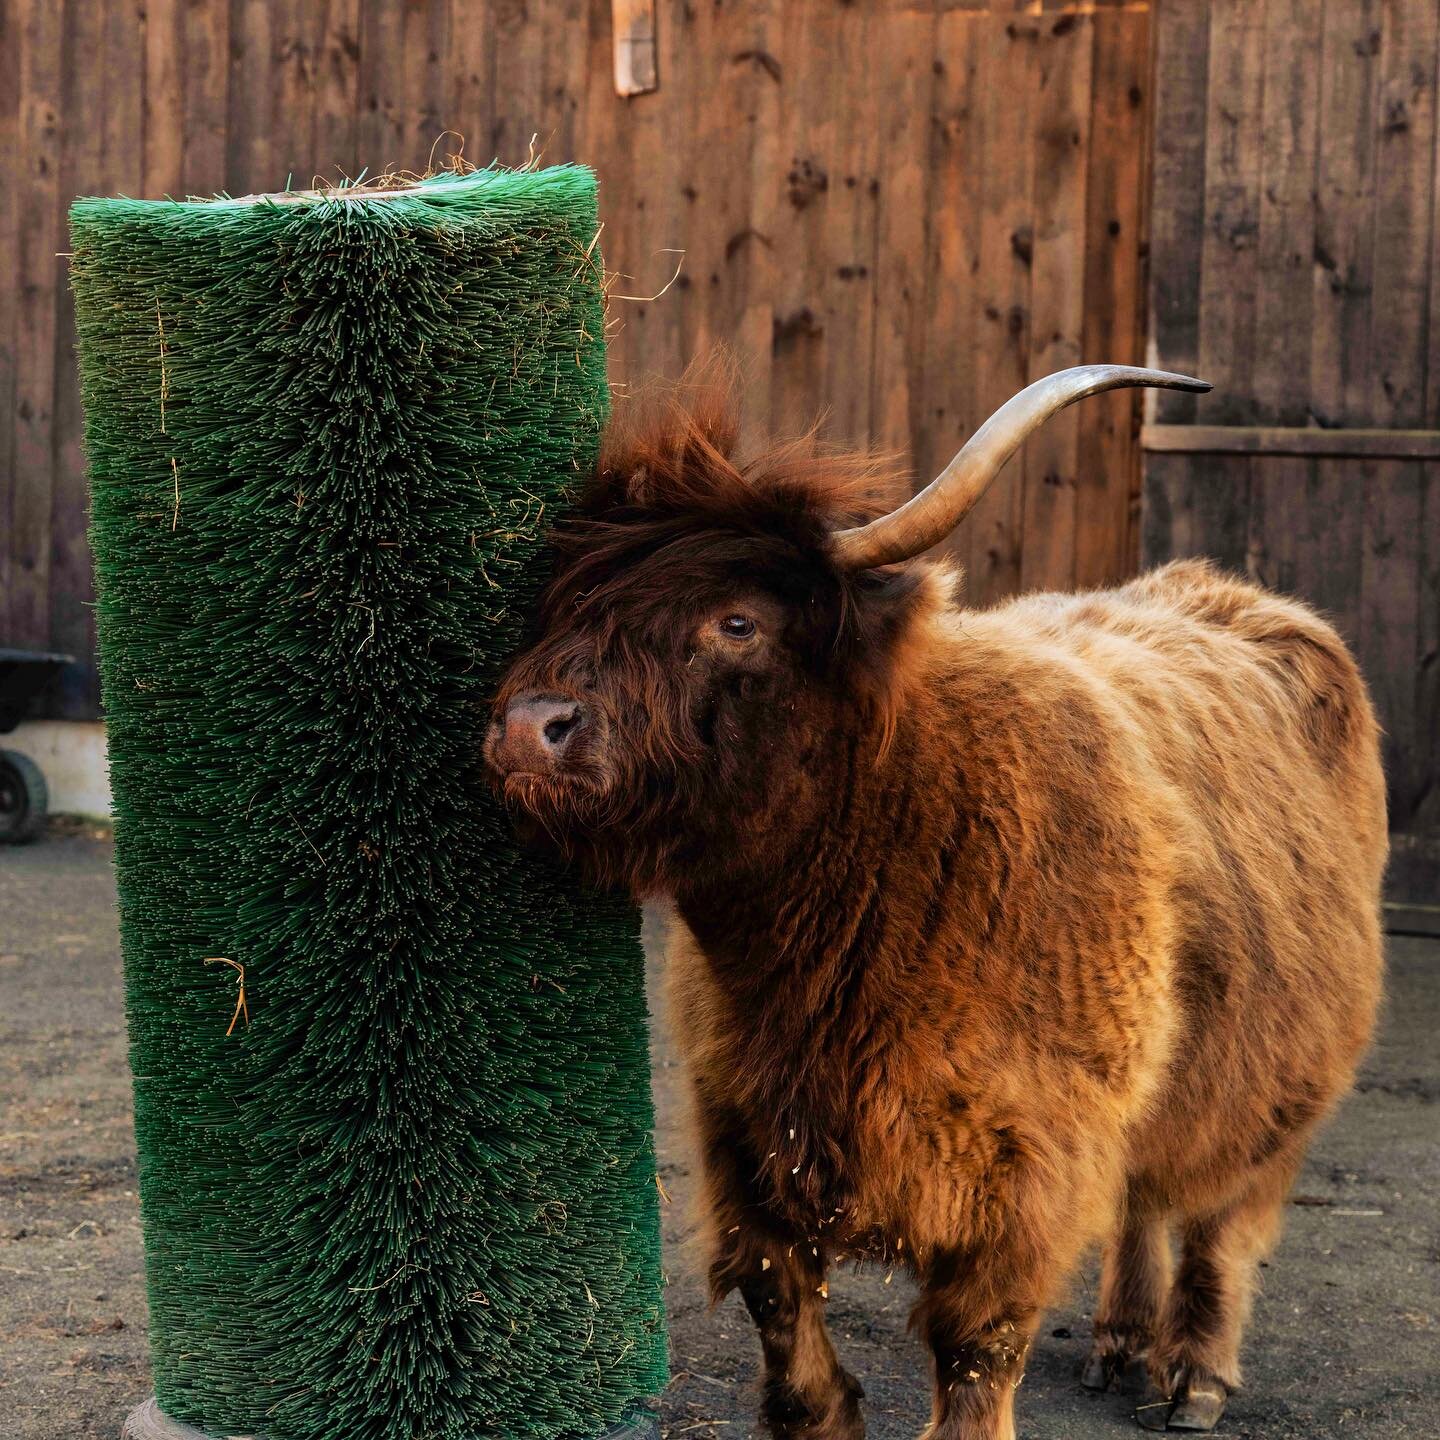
[123,1395,663,1440]
[123,1399,246,1440]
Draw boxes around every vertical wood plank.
[816,4,882,448]
[1358,459,1423,829]
[354,0,403,175]
[1246,456,1365,649]
[143,0,185,198]
[91,0,144,713]
[730,0,785,450]
[0,0,23,631]
[962,12,1038,606]
[1075,3,1150,590]
[1147,0,1210,424]
[869,7,939,462]
[1253,0,1319,426]
[601,3,683,392]
[1019,9,1093,594]
[1291,458,1366,646]
[48,0,107,714]
[226,0,276,192]
[1313,0,1376,429]
[1430,41,1440,429]
[403,0,449,169]
[1310,0,1381,428]
[445,0,492,171]
[668,0,767,406]
[101,0,145,200]
[541,0,590,164]
[270,1,319,188]
[1246,456,1304,596]
[8,0,64,650]
[1195,0,1265,425]
[760,0,832,438]
[922,8,984,574]
[181,0,232,194]
[576,0,627,397]
[486,0,544,165]
[1139,453,1181,570]
[1369,0,1438,428]
[1413,462,1440,838]
[311,0,360,180]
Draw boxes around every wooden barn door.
[1142,0,1440,919]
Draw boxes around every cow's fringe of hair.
[596,351,912,535]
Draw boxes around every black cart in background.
[0,649,72,842]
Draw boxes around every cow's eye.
[718,614,755,639]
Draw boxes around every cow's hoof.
[1133,1385,1173,1432]
[1083,1351,1148,1394]
[1132,1371,1227,1432]
[760,1370,865,1440]
[1167,1377,1227,1432]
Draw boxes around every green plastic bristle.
[69,167,666,1440]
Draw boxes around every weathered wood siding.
[1144,0,1440,904]
[0,0,1153,717]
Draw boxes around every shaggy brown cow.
[485,364,1387,1440]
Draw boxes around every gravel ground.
[1,829,1436,1439]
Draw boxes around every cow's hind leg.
[1082,1208,1169,1394]
[1139,1176,1288,1433]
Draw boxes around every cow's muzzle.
[485,691,590,780]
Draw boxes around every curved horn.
[831,364,1211,571]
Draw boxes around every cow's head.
[486,362,1206,894]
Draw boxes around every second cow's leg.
[1083,1206,1171,1393]
[1141,1173,1289,1432]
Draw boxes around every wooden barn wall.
[0,0,1154,720]
[1143,0,1440,902]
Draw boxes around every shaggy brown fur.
[485,376,1387,1440]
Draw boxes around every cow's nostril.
[543,706,583,748]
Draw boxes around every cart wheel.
[0,749,48,843]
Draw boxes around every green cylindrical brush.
[70,167,666,1440]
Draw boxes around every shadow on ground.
[1,831,1435,1438]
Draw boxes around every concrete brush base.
[123,1395,663,1440]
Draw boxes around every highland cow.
[485,364,1387,1439]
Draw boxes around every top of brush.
[71,164,599,220]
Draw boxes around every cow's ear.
[585,459,649,513]
[590,358,742,513]
[844,558,938,654]
[852,560,923,605]
[624,464,653,504]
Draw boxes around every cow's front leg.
[914,1213,1065,1440]
[918,1296,1030,1440]
[727,1232,863,1440]
[698,1111,863,1440]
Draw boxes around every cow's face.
[484,384,935,893]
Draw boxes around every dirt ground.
[1,829,1436,1440]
